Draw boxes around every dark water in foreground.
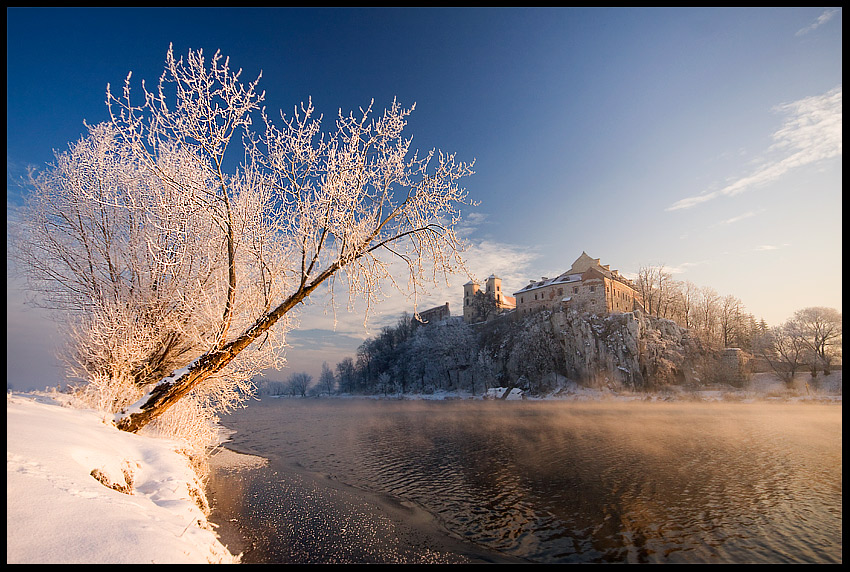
[209,399,842,564]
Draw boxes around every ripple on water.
[211,400,842,564]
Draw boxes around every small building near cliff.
[415,302,451,325]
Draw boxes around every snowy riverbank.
[6,391,239,564]
[300,371,842,404]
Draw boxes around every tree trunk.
[115,263,339,433]
[114,218,454,433]
[115,350,231,433]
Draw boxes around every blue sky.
[7,8,842,390]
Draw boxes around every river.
[207,398,841,564]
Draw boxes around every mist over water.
[212,399,842,563]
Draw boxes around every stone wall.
[720,348,748,387]
[417,302,450,325]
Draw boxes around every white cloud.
[667,86,842,211]
[796,8,840,36]
[714,209,762,227]
[753,243,790,252]
[670,261,710,274]
[456,211,489,236]
[644,260,709,276]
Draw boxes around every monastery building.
[513,252,639,317]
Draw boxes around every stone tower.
[485,275,503,304]
[463,275,515,323]
[463,280,480,323]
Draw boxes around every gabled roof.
[512,252,634,296]
[499,294,517,307]
[567,251,601,275]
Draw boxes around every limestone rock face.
[550,310,704,390]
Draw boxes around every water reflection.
[213,400,842,564]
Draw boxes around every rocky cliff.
[550,310,706,390]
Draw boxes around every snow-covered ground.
[6,390,240,564]
[7,371,840,563]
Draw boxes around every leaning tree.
[12,45,474,433]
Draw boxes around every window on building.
[590,286,596,293]
[573,287,579,294]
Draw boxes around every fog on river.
[210,398,842,564]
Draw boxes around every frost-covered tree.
[287,372,312,397]
[636,264,673,318]
[467,289,501,323]
[335,357,356,394]
[318,362,337,396]
[377,371,394,396]
[505,315,563,392]
[11,46,473,433]
[407,320,477,391]
[676,280,698,330]
[793,307,842,375]
[719,295,743,348]
[437,320,478,390]
[472,349,500,393]
[756,320,807,386]
[693,286,721,346]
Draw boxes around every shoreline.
[252,371,843,405]
[206,438,525,564]
[206,447,269,561]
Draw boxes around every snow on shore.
[325,372,842,404]
[6,391,236,564]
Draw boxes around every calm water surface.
[211,399,841,564]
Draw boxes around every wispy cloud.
[796,8,840,36]
[456,211,489,236]
[753,242,789,252]
[714,209,762,227]
[667,85,842,211]
[620,260,709,281]
[662,261,709,275]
